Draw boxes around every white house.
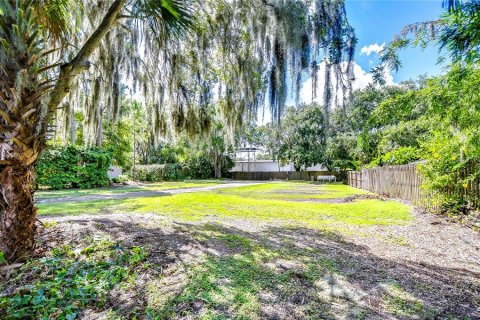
[231,160,326,172]
[107,166,123,179]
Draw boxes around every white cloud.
[360,42,385,56]
[299,61,395,106]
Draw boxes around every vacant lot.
[2,182,479,319]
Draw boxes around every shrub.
[132,164,186,181]
[76,148,112,189]
[133,164,165,181]
[36,146,111,189]
[36,146,79,189]
[112,174,129,183]
[184,153,214,179]
[367,146,422,168]
[183,152,234,179]
[419,130,480,214]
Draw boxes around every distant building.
[107,166,123,179]
[231,160,326,172]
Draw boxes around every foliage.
[184,152,214,179]
[354,64,480,213]
[278,104,327,171]
[367,147,422,168]
[103,120,134,169]
[111,174,129,184]
[440,0,480,64]
[236,123,282,161]
[324,134,359,177]
[329,85,414,166]
[134,150,234,181]
[36,146,111,189]
[374,0,480,81]
[0,239,146,320]
[134,164,173,182]
[417,65,480,213]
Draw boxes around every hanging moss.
[47,0,356,147]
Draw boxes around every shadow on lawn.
[35,216,480,319]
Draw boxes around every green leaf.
[66,313,77,320]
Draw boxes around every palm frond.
[34,0,80,41]
[132,0,195,43]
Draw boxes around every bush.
[36,146,111,189]
[133,164,165,182]
[183,152,234,179]
[112,174,129,183]
[77,148,112,189]
[367,146,421,168]
[132,164,186,182]
[419,130,480,214]
[184,153,214,179]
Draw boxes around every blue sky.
[345,0,450,82]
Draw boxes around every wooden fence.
[232,171,337,181]
[348,162,480,210]
[347,163,427,206]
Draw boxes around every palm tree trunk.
[0,0,126,262]
[0,160,37,261]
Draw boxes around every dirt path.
[37,181,266,204]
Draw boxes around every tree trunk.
[0,0,126,262]
[213,151,222,179]
[0,161,37,261]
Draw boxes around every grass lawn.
[38,182,411,230]
[4,182,477,319]
[35,180,223,200]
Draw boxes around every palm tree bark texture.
[0,0,126,261]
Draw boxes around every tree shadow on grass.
[27,216,480,319]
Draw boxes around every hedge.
[36,146,111,189]
[132,164,186,182]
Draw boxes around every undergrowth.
[0,239,147,320]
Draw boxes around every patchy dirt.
[3,179,480,320]
[1,207,471,319]
[290,193,386,203]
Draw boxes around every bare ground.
[20,206,480,320]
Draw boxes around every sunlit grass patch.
[214,182,368,200]
[39,182,412,231]
[381,281,437,318]
[147,234,290,319]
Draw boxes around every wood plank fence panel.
[347,163,480,210]
[348,164,427,206]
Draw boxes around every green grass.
[381,281,438,319]
[35,180,223,200]
[214,182,368,200]
[147,227,337,319]
[39,182,411,230]
[30,182,424,319]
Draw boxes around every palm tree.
[0,0,193,261]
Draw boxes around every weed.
[0,239,147,320]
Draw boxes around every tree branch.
[47,0,127,115]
